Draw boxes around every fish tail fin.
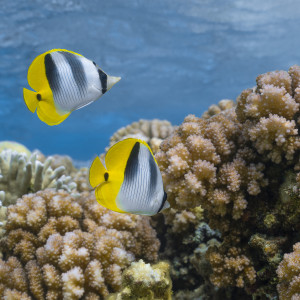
[89,156,107,188]
[23,88,39,113]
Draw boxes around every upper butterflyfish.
[89,138,170,216]
[23,49,121,125]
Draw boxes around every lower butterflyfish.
[23,49,121,125]
[89,138,170,216]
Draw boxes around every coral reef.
[0,189,160,299]
[202,99,235,119]
[0,150,77,206]
[155,66,300,297]
[108,119,175,154]
[107,260,172,300]
[70,167,93,193]
[0,141,31,157]
[277,242,300,300]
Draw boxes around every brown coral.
[0,189,160,299]
[155,66,300,295]
[236,67,300,163]
[277,242,300,300]
[207,246,256,289]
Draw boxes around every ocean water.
[1,0,300,161]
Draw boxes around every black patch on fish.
[93,61,96,66]
[98,69,107,94]
[124,142,140,183]
[36,93,41,101]
[104,172,109,181]
[157,192,167,213]
[45,53,60,95]
[60,51,87,99]
[148,151,158,196]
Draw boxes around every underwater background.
[2,0,300,299]
[1,0,300,161]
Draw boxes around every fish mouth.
[107,76,121,91]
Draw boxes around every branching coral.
[108,119,175,154]
[202,99,235,119]
[107,260,172,300]
[0,150,77,206]
[236,67,300,164]
[0,189,160,299]
[277,242,300,300]
[70,167,93,193]
[155,66,300,296]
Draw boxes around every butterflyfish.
[89,138,170,216]
[23,49,121,125]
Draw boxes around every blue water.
[1,0,300,160]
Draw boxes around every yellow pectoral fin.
[89,156,106,188]
[37,101,70,126]
[23,88,39,113]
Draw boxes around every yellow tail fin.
[89,156,107,188]
[23,88,39,113]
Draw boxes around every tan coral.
[202,99,235,119]
[277,242,300,300]
[108,119,174,154]
[107,260,172,300]
[0,189,160,299]
[236,67,300,163]
[207,247,256,289]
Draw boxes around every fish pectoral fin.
[23,88,39,113]
[89,156,107,188]
[37,101,70,126]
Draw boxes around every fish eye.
[104,172,109,181]
[36,94,41,101]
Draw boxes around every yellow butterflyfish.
[89,138,170,216]
[23,49,121,125]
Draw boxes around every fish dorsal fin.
[105,138,151,172]
[89,156,107,188]
[27,49,83,92]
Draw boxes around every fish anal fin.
[37,101,70,126]
[89,156,107,188]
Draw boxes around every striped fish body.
[23,49,121,125]
[89,138,170,216]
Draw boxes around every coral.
[207,246,256,289]
[70,167,93,193]
[108,119,175,154]
[159,204,221,293]
[107,260,172,300]
[0,189,160,299]
[202,99,235,119]
[0,150,77,206]
[50,154,77,174]
[277,242,300,300]
[155,111,267,223]
[0,141,31,157]
[155,66,300,296]
[236,67,300,164]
